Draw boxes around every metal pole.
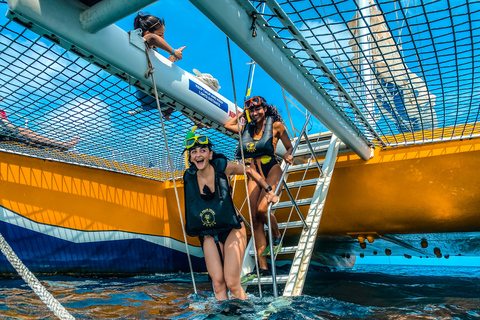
[265,113,312,297]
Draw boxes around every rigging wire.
[244,2,265,101]
[281,88,297,138]
[226,36,263,298]
[143,43,197,294]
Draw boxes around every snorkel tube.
[245,109,252,123]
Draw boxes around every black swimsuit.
[252,156,278,179]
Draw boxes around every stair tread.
[264,220,304,230]
[293,140,331,157]
[273,197,312,209]
[248,245,298,256]
[285,178,319,188]
[287,161,324,173]
[244,275,289,285]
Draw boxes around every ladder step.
[293,140,330,157]
[287,161,324,173]
[294,132,333,145]
[285,178,318,189]
[273,197,312,209]
[249,245,298,256]
[246,275,289,285]
[266,220,305,230]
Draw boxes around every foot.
[193,120,210,130]
[126,108,145,115]
[241,268,269,284]
[60,136,79,151]
[261,237,282,256]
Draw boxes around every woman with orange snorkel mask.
[183,132,278,300]
[224,96,293,281]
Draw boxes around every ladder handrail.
[281,181,309,230]
[283,134,340,296]
[265,112,315,297]
[302,131,324,176]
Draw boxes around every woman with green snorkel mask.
[182,131,278,300]
[224,96,293,281]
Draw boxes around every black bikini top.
[201,185,215,201]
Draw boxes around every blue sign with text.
[189,79,228,113]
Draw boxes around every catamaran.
[1,0,479,302]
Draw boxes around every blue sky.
[114,0,479,140]
[115,0,321,136]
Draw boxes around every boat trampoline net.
[247,0,480,147]
[0,0,479,180]
[0,4,238,181]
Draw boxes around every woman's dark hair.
[242,96,285,125]
[134,12,165,36]
[187,142,227,168]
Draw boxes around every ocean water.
[1,264,480,319]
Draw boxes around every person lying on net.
[0,107,79,151]
[183,132,278,300]
[127,12,184,118]
[127,13,211,129]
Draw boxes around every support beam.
[80,0,157,34]
[188,0,373,160]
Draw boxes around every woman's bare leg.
[248,179,269,270]
[256,164,283,239]
[223,226,247,300]
[17,127,79,151]
[202,236,228,300]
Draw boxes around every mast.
[356,0,375,134]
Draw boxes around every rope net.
[249,0,480,147]
[0,6,237,181]
[0,0,479,177]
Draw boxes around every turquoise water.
[1,265,480,319]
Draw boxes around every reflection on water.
[1,265,480,319]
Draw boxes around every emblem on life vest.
[246,142,257,153]
[200,208,216,227]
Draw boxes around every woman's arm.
[274,122,294,164]
[224,112,244,134]
[144,34,185,61]
[224,162,279,203]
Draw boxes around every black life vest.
[183,157,240,237]
[235,116,275,159]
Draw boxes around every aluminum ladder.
[241,115,342,297]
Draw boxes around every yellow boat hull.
[1,136,479,272]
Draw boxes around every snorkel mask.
[185,135,209,149]
[183,126,211,151]
[244,96,266,123]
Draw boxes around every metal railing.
[265,112,324,297]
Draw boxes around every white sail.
[348,1,437,133]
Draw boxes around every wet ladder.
[241,115,342,297]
